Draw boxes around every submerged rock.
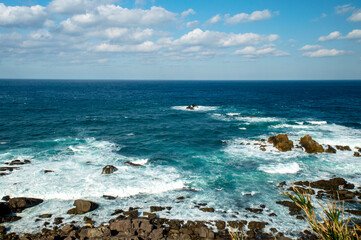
[67,199,98,214]
[268,134,293,152]
[299,135,324,153]
[101,165,117,174]
[124,161,143,167]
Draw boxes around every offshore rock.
[186,104,197,110]
[325,145,337,153]
[354,152,360,157]
[101,165,117,174]
[8,197,43,211]
[310,178,347,190]
[67,199,98,214]
[335,145,351,151]
[268,134,293,152]
[299,135,324,153]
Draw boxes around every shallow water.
[0,80,361,234]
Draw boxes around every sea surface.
[1,80,361,235]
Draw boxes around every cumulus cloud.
[47,0,114,14]
[234,45,289,57]
[318,31,341,41]
[172,28,279,47]
[343,29,361,39]
[94,41,161,53]
[335,4,355,15]
[181,9,195,18]
[299,45,322,51]
[0,3,47,28]
[348,9,361,22]
[206,14,222,25]
[225,9,273,24]
[302,48,350,57]
[186,20,199,28]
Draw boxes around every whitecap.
[130,158,148,166]
[235,116,281,123]
[258,162,301,174]
[171,106,218,111]
[307,121,327,125]
[239,127,246,130]
[226,113,240,116]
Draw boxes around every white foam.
[271,124,309,129]
[239,127,246,130]
[226,113,240,116]
[234,116,281,123]
[258,162,301,174]
[171,106,218,111]
[307,121,327,125]
[241,191,259,196]
[126,133,135,136]
[131,158,148,165]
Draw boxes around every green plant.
[228,226,245,240]
[282,185,361,240]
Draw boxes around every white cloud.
[206,14,222,25]
[186,20,199,28]
[335,4,355,15]
[0,3,47,28]
[173,28,279,47]
[225,9,272,24]
[299,45,322,51]
[343,29,361,39]
[318,31,341,41]
[181,9,195,18]
[302,48,350,57]
[348,9,361,22]
[234,45,289,57]
[94,41,161,52]
[47,0,113,14]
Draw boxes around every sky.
[0,0,360,80]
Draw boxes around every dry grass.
[282,185,361,240]
[228,226,245,240]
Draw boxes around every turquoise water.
[1,80,361,235]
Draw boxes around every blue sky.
[0,0,360,80]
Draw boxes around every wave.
[258,162,301,174]
[171,106,218,111]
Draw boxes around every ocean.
[1,80,361,235]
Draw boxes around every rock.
[8,197,43,211]
[345,209,361,216]
[294,181,310,186]
[124,161,144,167]
[80,226,111,239]
[101,165,117,174]
[44,170,54,173]
[245,208,263,213]
[310,178,347,190]
[61,224,75,234]
[38,214,52,218]
[67,199,98,214]
[124,210,138,218]
[102,195,117,200]
[269,213,277,217]
[278,181,286,187]
[0,225,6,235]
[268,134,294,152]
[248,221,267,230]
[0,167,20,172]
[288,186,315,195]
[149,228,164,240]
[227,220,247,229]
[111,209,124,216]
[215,221,226,230]
[199,207,214,212]
[109,219,135,235]
[260,147,266,151]
[299,135,324,153]
[335,145,351,151]
[354,152,360,157]
[0,215,21,223]
[54,217,63,225]
[186,104,197,110]
[9,160,25,165]
[1,196,10,201]
[276,201,301,215]
[325,145,337,153]
[177,196,185,200]
[150,206,165,212]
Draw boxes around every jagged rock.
[124,210,138,218]
[276,201,301,215]
[335,145,351,151]
[9,160,31,165]
[345,209,361,216]
[61,224,75,234]
[149,228,164,240]
[1,196,10,201]
[186,104,197,110]
[227,220,247,229]
[67,199,98,214]
[38,214,52,218]
[278,181,286,187]
[150,206,165,212]
[0,167,19,172]
[325,145,337,153]
[268,134,294,152]
[300,135,324,153]
[199,207,214,212]
[54,217,63,225]
[110,219,135,235]
[354,152,360,157]
[309,178,347,190]
[288,186,315,195]
[79,226,111,239]
[0,225,6,235]
[246,208,263,213]
[0,215,21,223]
[8,197,43,211]
[248,221,267,230]
[101,165,117,174]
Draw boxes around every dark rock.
[354,152,360,157]
[186,104,197,110]
[9,160,25,165]
[294,181,310,186]
[101,165,117,174]
[269,213,277,217]
[111,209,124,216]
[248,221,267,230]
[260,147,266,151]
[199,207,214,212]
[276,201,301,215]
[124,161,144,167]
[177,196,185,200]
[0,167,20,172]
[335,145,351,151]
[54,217,63,225]
[325,145,337,153]
[103,195,117,200]
[150,206,165,212]
[44,170,54,173]
[67,199,98,214]
[39,214,52,218]
[245,208,263,213]
[215,221,226,230]
[278,181,286,187]
[345,209,361,216]
[288,186,315,195]
[260,204,266,208]
[0,225,6,235]
[61,224,75,234]
[197,203,207,206]
[310,178,347,190]
[0,215,21,223]
[228,220,247,229]
[299,135,324,153]
[109,219,134,235]
[1,196,10,201]
[124,210,138,218]
[8,197,43,211]
[149,228,164,240]
[80,226,111,239]
[83,216,94,225]
[268,134,294,152]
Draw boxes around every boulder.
[354,152,360,157]
[299,135,324,153]
[310,178,347,190]
[101,165,117,174]
[186,104,197,110]
[150,206,165,212]
[67,199,98,214]
[248,221,267,230]
[325,145,337,153]
[199,207,214,212]
[335,145,351,151]
[149,228,164,240]
[267,134,293,152]
[79,226,111,239]
[8,198,43,211]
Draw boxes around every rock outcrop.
[325,145,337,153]
[101,165,117,174]
[335,145,351,151]
[67,200,98,214]
[299,135,324,153]
[186,104,197,110]
[268,134,294,152]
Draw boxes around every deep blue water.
[1,80,361,234]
